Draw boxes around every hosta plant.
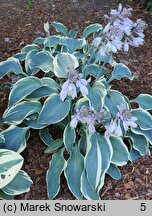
[0,4,152,200]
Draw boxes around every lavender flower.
[60,69,88,101]
[60,80,77,101]
[108,4,133,20]
[105,103,138,137]
[92,37,102,48]
[116,103,138,130]
[92,4,147,56]
[70,114,79,128]
[104,118,117,137]
[104,118,123,137]
[70,106,105,134]
[114,119,123,137]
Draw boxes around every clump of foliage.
[25,0,33,10]
[0,4,151,200]
[141,0,152,14]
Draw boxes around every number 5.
[140,203,146,211]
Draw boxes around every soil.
[0,0,152,200]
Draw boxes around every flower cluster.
[60,69,88,101]
[105,103,138,137]
[70,106,105,134]
[92,4,147,56]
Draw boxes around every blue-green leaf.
[41,77,60,90]
[60,37,86,53]
[26,86,56,99]
[56,117,69,130]
[83,64,104,78]
[0,126,29,153]
[69,29,78,38]
[0,58,25,78]
[87,80,106,111]
[63,123,76,153]
[131,94,152,110]
[106,164,122,180]
[74,52,85,60]
[2,170,32,196]
[50,22,68,36]
[75,98,90,110]
[0,149,23,189]
[131,108,152,130]
[94,53,112,65]
[14,53,27,61]
[39,127,54,146]
[83,23,103,38]
[129,148,141,161]
[131,127,152,143]
[44,139,63,153]
[24,117,47,129]
[3,101,42,125]
[34,37,45,45]
[64,146,84,199]
[0,82,12,91]
[38,93,70,125]
[109,135,129,166]
[27,50,54,73]
[25,50,39,75]
[80,170,100,200]
[108,63,134,83]
[46,148,67,199]
[53,53,79,78]
[85,133,112,190]
[21,44,41,53]
[79,128,88,156]
[44,36,61,47]
[8,76,42,107]
[97,135,113,191]
[0,190,14,200]
[105,90,128,116]
[0,134,5,143]
[127,131,149,156]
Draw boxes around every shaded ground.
[0,0,152,200]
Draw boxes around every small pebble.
[5,37,10,42]
[125,193,131,199]
[19,41,25,46]
[135,178,142,183]
[115,192,121,198]
[135,168,140,175]
[146,192,152,197]
[124,181,134,190]
[145,169,149,175]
